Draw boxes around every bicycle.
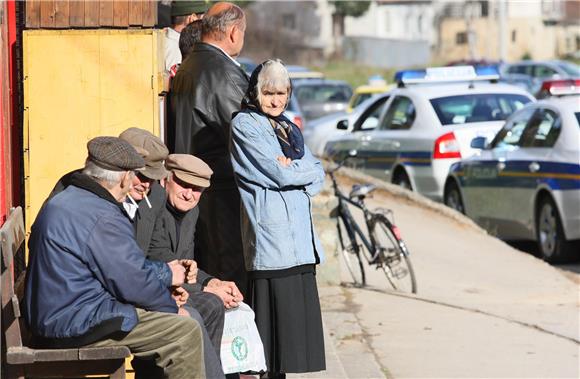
[328,154,417,294]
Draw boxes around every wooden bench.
[1,207,131,378]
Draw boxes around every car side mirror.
[336,119,349,130]
[470,136,488,150]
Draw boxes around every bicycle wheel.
[371,217,417,294]
[337,215,366,286]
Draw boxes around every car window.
[352,93,373,108]
[430,94,531,125]
[555,61,580,76]
[353,96,390,132]
[534,65,558,79]
[519,109,561,148]
[294,85,353,104]
[507,65,532,76]
[575,112,580,128]
[378,96,415,130]
[489,107,536,148]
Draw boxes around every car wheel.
[536,195,574,263]
[393,170,412,191]
[444,181,465,214]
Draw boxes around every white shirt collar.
[206,42,241,67]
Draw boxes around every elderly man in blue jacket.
[25,137,205,378]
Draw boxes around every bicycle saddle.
[349,184,376,200]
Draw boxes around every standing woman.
[230,60,326,379]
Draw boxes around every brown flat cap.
[87,136,145,171]
[119,128,168,180]
[166,154,213,188]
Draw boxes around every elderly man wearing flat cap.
[165,1,209,81]
[25,137,205,379]
[147,154,244,374]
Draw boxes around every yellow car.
[347,84,393,112]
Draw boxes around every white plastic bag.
[220,302,267,374]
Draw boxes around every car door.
[461,107,536,233]
[499,107,563,238]
[360,95,417,181]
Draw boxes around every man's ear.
[121,171,133,189]
[229,24,238,44]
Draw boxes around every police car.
[304,91,392,156]
[323,66,535,201]
[444,90,580,263]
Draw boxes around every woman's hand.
[277,156,292,167]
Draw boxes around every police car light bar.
[394,66,500,85]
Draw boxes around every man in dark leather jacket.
[170,2,249,295]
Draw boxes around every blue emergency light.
[394,66,500,86]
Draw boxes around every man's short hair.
[201,3,245,41]
[82,160,126,189]
[179,20,202,59]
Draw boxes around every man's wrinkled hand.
[179,259,198,284]
[171,286,189,307]
[167,260,186,286]
[204,279,243,309]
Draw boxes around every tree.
[331,1,371,37]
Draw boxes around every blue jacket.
[230,110,325,271]
[25,178,177,342]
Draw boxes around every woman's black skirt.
[248,267,326,374]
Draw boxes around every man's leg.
[187,291,225,356]
[86,309,205,379]
[183,304,225,379]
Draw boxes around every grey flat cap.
[87,136,145,171]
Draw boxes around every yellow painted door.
[23,29,163,234]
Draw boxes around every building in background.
[244,0,579,68]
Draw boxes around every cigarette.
[128,194,138,207]
[144,193,152,209]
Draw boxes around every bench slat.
[79,346,131,360]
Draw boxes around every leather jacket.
[169,42,249,190]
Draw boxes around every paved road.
[293,173,579,379]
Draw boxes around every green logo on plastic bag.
[231,336,248,361]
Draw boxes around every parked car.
[304,91,392,156]
[324,66,534,201]
[444,92,580,262]
[292,79,353,122]
[501,60,580,96]
[347,84,393,112]
[287,65,324,80]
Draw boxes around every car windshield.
[555,61,580,76]
[430,94,532,125]
[295,85,353,104]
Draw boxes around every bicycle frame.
[332,177,380,263]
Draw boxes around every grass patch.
[311,60,398,89]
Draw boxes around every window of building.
[456,32,468,45]
[282,14,296,30]
[512,30,516,42]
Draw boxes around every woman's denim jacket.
[230,110,325,271]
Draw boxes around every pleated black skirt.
[247,267,326,374]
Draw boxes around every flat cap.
[166,154,213,188]
[171,1,209,16]
[119,127,168,180]
[87,136,145,171]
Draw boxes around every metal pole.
[498,0,507,62]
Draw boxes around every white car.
[444,94,580,262]
[324,66,535,201]
[303,92,391,156]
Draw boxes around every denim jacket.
[230,110,325,271]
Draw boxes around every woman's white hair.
[82,159,126,189]
[256,59,291,107]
